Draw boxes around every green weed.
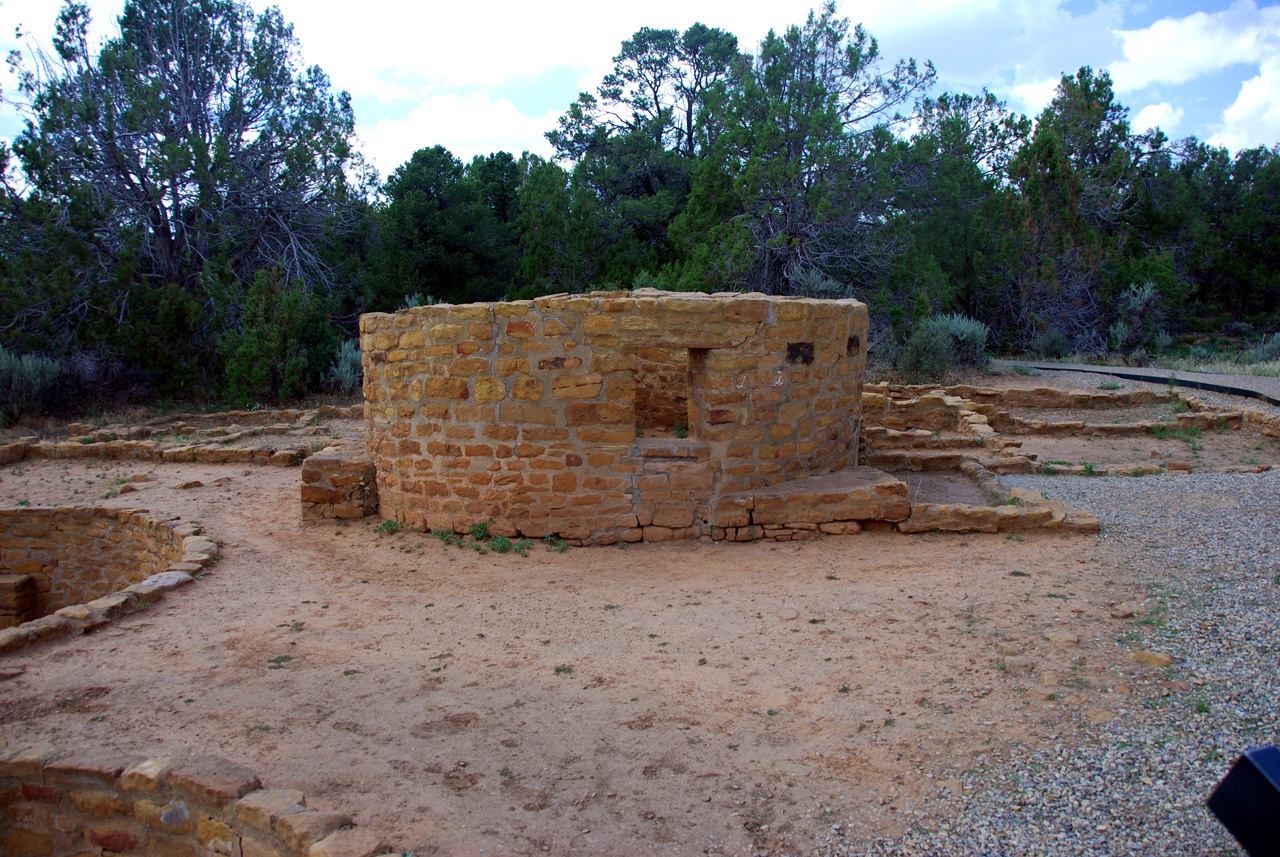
[373,519,402,535]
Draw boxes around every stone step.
[712,466,910,529]
[865,450,970,471]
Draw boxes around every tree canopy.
[2,0,1277,411]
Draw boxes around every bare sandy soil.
[1014,426,1280,470]
[0,455,1167,856]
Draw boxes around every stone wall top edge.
[359,290,867,329]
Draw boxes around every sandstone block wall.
[0,507,189,621]
[0,744,385,857]
[300,453,377,522]
[361,289,868,544]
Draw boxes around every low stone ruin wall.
[361,289,868,544]
[300,451,378,522]
[0,506,188,621]
[0,744,384,857]
[0,506,220,655]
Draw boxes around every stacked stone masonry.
[361,289,868,544]
[0,506,220,655]
[300,451,378,522]
[0,743,385,857]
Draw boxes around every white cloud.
[1010,77,1061,116]
[1133,102,1184,134]
[1110,0,1280,92]
[1210,55,1280,150]
[357,94,558,175]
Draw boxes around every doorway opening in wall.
[634,346,695,438]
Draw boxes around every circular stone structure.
[360,289,868,544]
[0,505,217,651]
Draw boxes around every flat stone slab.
[715,467,910,527]
[142,571,195,589]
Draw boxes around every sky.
[1,0,1277,178]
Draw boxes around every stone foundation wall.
[300,452,378,522]
[0,507,189,622]
[361,289,868,544]
[0,744,385,857]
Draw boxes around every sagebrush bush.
[895,324,956,384]
[0,346,61,425]
[931,313,990,368]
[326,339,363,394]
[1034,328,1072,359]
[790,267,849,299]
[1249,332,1280,363]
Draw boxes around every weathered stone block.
[234,789,307,834]
[168,757,261,808]
[276,811,352,855]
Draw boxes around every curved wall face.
[0,507,187,624]
[360,289,868,544]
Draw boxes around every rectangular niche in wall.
[634,346,690,435]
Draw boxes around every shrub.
[220,268,336,407]
[931,313,990,369]
[790,267,849,299]
[0,346,61,425]
[1033,328,1072,359]
[894,323,956,384]
[326,340,363,394]
[1247,332,1280,363]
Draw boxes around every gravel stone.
[809,470,1277,856]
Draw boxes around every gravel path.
[996,360,1280,408]
[986,365,1280,421]
[815,471,1280,856]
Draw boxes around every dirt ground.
[1013,426,1280,470]
[0,455,1167,856]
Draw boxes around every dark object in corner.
[1207,745,1280,856]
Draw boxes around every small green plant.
[1012,365,1033,376]
[838,685,851,693]
[499,766,516,783]
[15,499,30,507]
[543,535,567,553]
[554,664,574,676]
[373,520,402,535]
[490,535,511,554]
[267,655,293,669]
[1192,699,1210,714]
[673,419,689,439]
[1082,461,1097,476]
[1098,381,1122,391]
[884,717,896,727]
[1009,570,1030,577]
[469,519,493,541]
[342,669,360,676]
[512,538,532,557]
